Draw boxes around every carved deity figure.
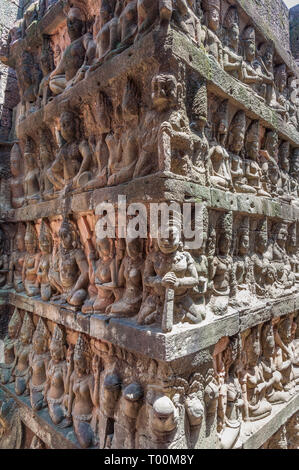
[260,130,280,197]
[107,236,144,317]
[10,144,24,209]
[107,79,139,186]
[229,111,255,194]
[208,100,233,191]
[0,309,22,385]
[274,64,288,120]
[270,222,296,297]
[6,226,26,293]
[44,325,71,428]
[23,137,40,205]
[222,7,243,80]
[38,129,54,200]
[241,26,265,99]
[232,217,253,307]
[138,225,202,330]
[37,220,54,302]
[16,50,42,118]
[172,0,202,46]
[148,394,179,444]
[239,327,272,423]
[47,110,93,193]
[190,81,209,185]
[257,42,285,112]
[209,213,233,317]
[49,218,88,307]
[260,321,290,405]
[214,336,243,449]
[244,120,270,197]
[12,313,35,397]
[252,219,275,298]
[67,335,96,448]
[29,318,50,411]
[22,223,41,297]
[49,7,94,95]
[290,148,299,202]
[287,223,299,283]
[82,222,117,315]
[202,0,223,66]
[274,316,296,398]
[277,141,292,203]
[38,39,54,107]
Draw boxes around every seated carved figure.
[47,110,93,193]
[241,27,265,99]
[107,79,139,186]
[252,219,275,298]
[107,236,144,317]
[270,222,296,297]
[202,0,223,66]
[49,7,94,95]
[37,220,54,302]
[244,121,270,197]
[222,7,243,80]
[6,226,26,293]
[23,137,40,205]
[10,144,24,209]
[44,325,71,428]
[12,313,35,397]
[232,218,253,307]
[229,111,256,194]
[38,40,54,107]
[67,335,96,448]
[208,100,233,191]
[239,327,272,422]
[0,309,22,385]
[29,318,50,411]
[22,223,41,297]
[38,129,55,200]
[172,0,202,46]
[49,218,88,308]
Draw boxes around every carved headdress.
[223,6,239,30]
[242,26,255,42]
[20,313,35,342]
[214,99,229,144]
[39,219,53,247]
[192,80,208,124]
[229,110,246,151]
[25,223,38,248]
[246,120,260,143]
[50,325,66,358]
[59,217,79,247]
[8,308,22,336]
[74,334,91,361]
[33,318,50,352]
[202,0,220,12]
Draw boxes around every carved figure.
[37,220,53,302]
[29,318,50,411]
[23,137,40,205]
[202,0,222,66]
[22,223,41,297]
[0,309,22,384]
[222,7,243,80]
[6,225,26,293]
[10,144,24,209]
[12,313,35,397]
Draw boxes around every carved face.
[219,234,230,256]
[158,226,180,254]
[263,323,275,358]
[127,237,142,259]
[8,323,18,339]
[50,342,64,363]
[244,39,255,62]
[266,132,279,160]
[59,228,73,250]
[207,8,220,32]
[151,75,177,111]
[150,396,177,435]
[276,225,288,247]
[239,233,249,255]
[16,233,25,252]
[60,112,76,142]
[257,231,267,253]
[67,8,85,41]
[229,23,239,44]
[231,127,245,153]
[247,328,260,364]
[25,236,36,255]
[74,354,87,376]
[263,49,273,68]
[97,237,111,258]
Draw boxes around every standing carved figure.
[29,318,50,411]
[202,0,223,66]
[222,7,243,80]
[6,225,26,293]
[0,309,22,385]
[12,313,35,397]
[244,120,270,197]
[10,144,24,209]
[23,137,40,205]
[37,220,54,302]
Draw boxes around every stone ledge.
[4,290,299,362]
[240,392,299,449]
[8,174,299,223]
[0,383,81,449]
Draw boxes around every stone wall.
[290,5,299,67]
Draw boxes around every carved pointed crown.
[33,317,49,343]
[20,313,35,341]
[223,6,239,29]
[230,110,246,134]
[243,26,255,42]
[202,0,220,12]
[39,219,52,245]
[74,334,90,360]
[246,120,259,143]
[25,222,38,245]
[8,308,22,335]
[51,324,65,347]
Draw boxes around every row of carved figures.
[2,212,299,330]
[0,310,298,448]
[9,0,299,132]
[10,77,299,206]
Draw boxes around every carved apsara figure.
[12,313,35,397]
[222,7,243,80]
[172,0,202,46]
[10,144,24,209]
[252,219,275,298]
[44,325,71,428]
[232,217,254,307]
[6,225,26,293]
[37,220,54,302]
[23,136,40,205]
[67,334,96,448]
[38,129,55,200]
[0,309,22,385]
[244,120,270,197]
[29,318,50,411]
[49,218,88,307]
[22,223,41,297]
[202,0,223,66]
